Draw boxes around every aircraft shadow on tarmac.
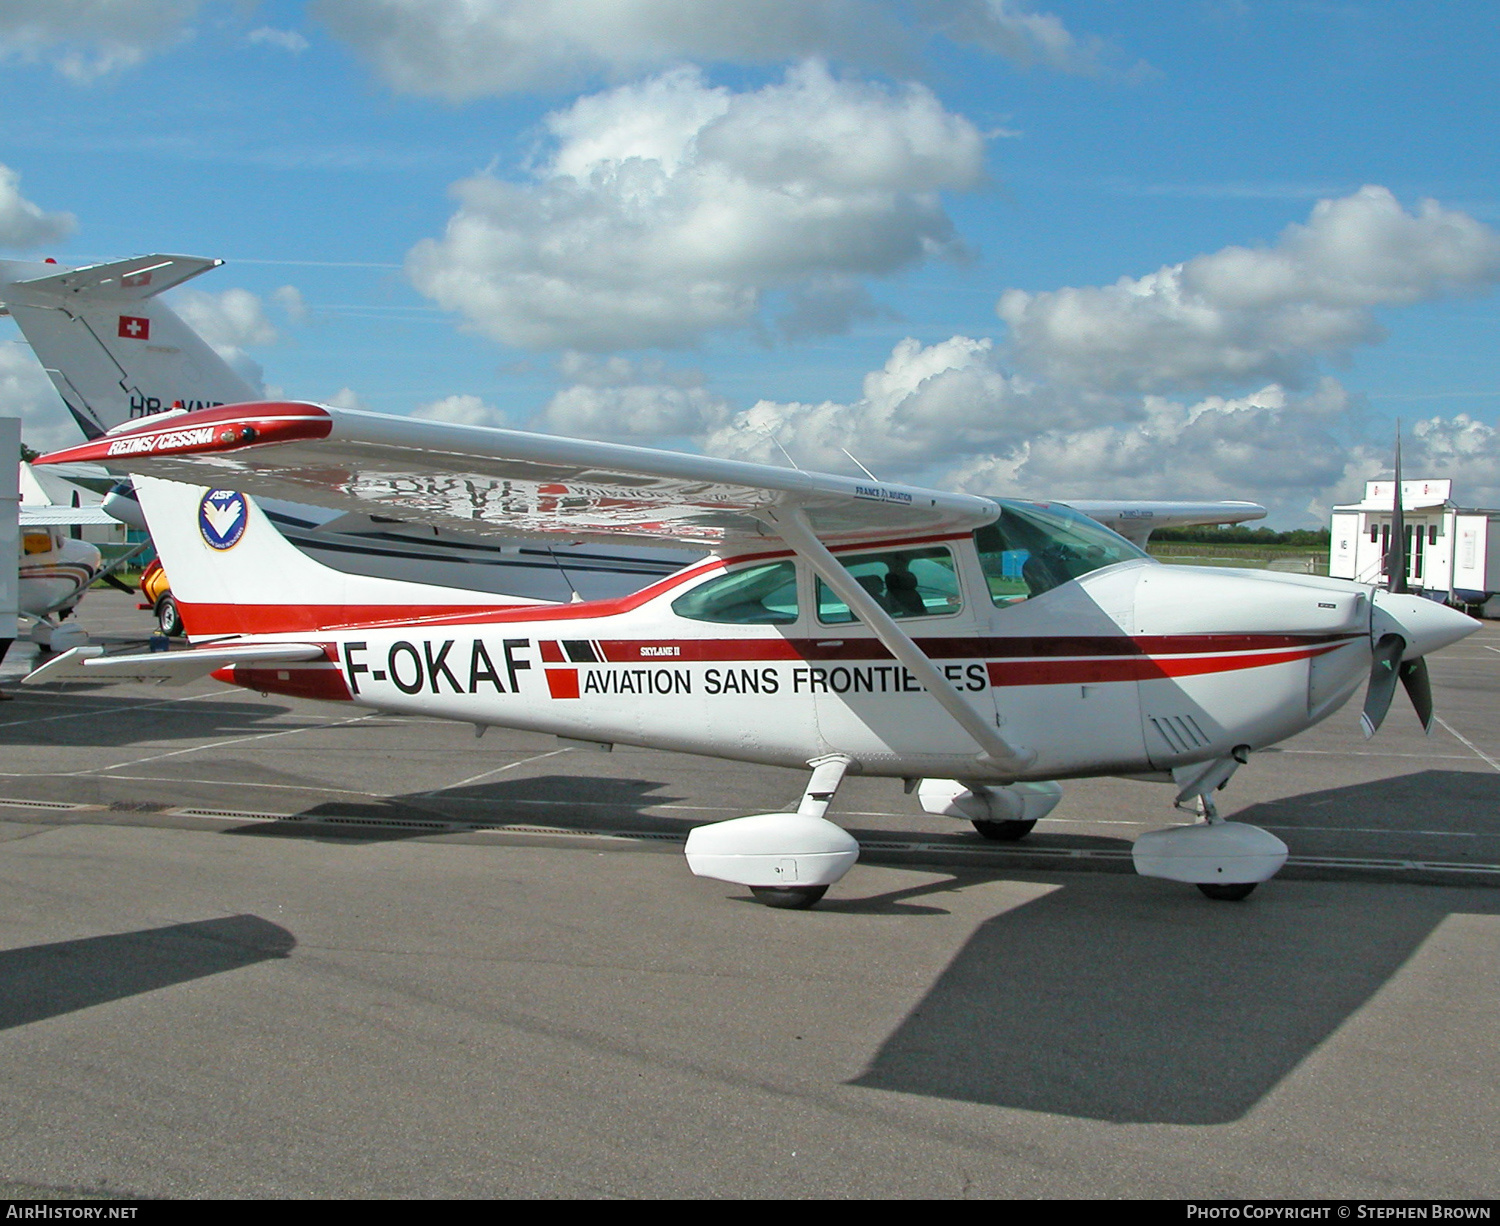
[1231,768,1500,840]
[854,871,1500,1127]
[0,915,294,1031]
[227,774,690,843]
[0,691,304,749]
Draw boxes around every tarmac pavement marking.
[1434,715,1500,773]
[415,747,576,794]
[0,688,227,729]
[86,713,381,776]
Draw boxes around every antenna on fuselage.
[758,428,802,472]
[840,448,879,483]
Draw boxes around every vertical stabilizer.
[132,476,516,639]
[0,255,258,438]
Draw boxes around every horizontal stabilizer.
[24,642,327,687]
[5,255,223,304]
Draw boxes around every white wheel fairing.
[1132,822,1289,886]
[685,814,860,888]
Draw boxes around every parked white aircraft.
[14,462,143,653]
[27,402,1476,908]
[0,253,1266,602]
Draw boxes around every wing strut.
[768,507,1035,773]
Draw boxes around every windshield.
[975,500,1148,605]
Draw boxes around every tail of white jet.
[0,255,257,438]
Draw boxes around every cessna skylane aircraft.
[24,401,1477,908]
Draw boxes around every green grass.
[1147,542,1329,574]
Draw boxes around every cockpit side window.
[816,546,961,624]
[671,560,799,624]
[976,501,1147,606]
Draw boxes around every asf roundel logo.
[199,489,248,550]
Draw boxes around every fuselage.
[205,533,1397,783]
[19,529,100,619]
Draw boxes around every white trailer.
[1330,479,1500,610]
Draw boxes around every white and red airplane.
[25,401,1477,908]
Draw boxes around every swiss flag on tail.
[117,315,150,340]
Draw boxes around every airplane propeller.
[1360,634,1433,738]
[1359,423,1459,739]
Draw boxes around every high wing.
[35,401,999,547]
[1062,500,1266,547]
[19,504,122,527]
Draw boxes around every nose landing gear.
[1132,748,1287,901]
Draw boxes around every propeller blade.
[1361,633,1405,739]
[1400,655,1434,734]
[1388,422,1407,594]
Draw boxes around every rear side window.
[816,546,961,624]
[671,560,798,624]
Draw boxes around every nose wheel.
[749,885,829,909]
[1197,882,1257,901]
[971,818,1037,842]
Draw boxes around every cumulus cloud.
[944,379,1377,521]
[0,0,200,82]
[248,26,310,54]
[698,190,1500,523]
[776,277,896,341]
[0,164,75,250]
[272,285,308,324]
[705,335,1030,473]
[702,333,1381,522]
[171,286,278,389]
[407,62,983,350]
[537,354,731,440]
[999,186,1500,394]
[412,393,506,428]
[326,387,367,410]
[1403,415,1500,511]
[314,0,1115,99]
[400,185,1500,527]
[0,332,80,453]
[923,0,1116,75]
[314,0,905,100]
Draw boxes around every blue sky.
[2,1,1498,525]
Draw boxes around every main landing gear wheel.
[156,595,183,637]
[971,818,1037,842]
[749,885,828,909]
[1197,882,1257,901]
